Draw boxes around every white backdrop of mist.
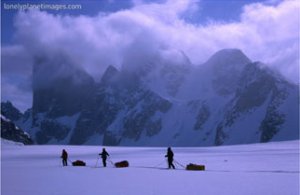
[1,0,299,111]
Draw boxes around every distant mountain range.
[1,49,299,146]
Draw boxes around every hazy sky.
[1,0,299,112]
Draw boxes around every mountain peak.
[205,49,251,68]
[101,65,119,84]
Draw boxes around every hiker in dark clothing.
[165,147,175,169]
[99,148,110,167]
[61,149,68,166]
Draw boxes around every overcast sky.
[1,0,299,112]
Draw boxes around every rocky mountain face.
[1,101,23,121]
[3,49,299,146]
[69,66,172,145]
[213,61,298,145]
[0,114,33,145]
[31,61,96,144]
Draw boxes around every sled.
[72,160,86,166]
[186,163,205,171]
[115,160,129,168]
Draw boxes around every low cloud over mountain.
[1,0,299,111]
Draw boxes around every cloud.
[2,45,32,76]
[2,0,299,111]
[1,45,33,112]
[241,0,299,79]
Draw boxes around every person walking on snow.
[61,149,68,166]
[165,147,175,169]
[99,148,110,167]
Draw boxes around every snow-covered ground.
[1,140,299,195]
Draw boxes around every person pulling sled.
[99,148,110,167]
[61,149,68,166]
[165,147,175,169]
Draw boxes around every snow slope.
[1,140,299,195]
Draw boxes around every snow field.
[1,140,299,195]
